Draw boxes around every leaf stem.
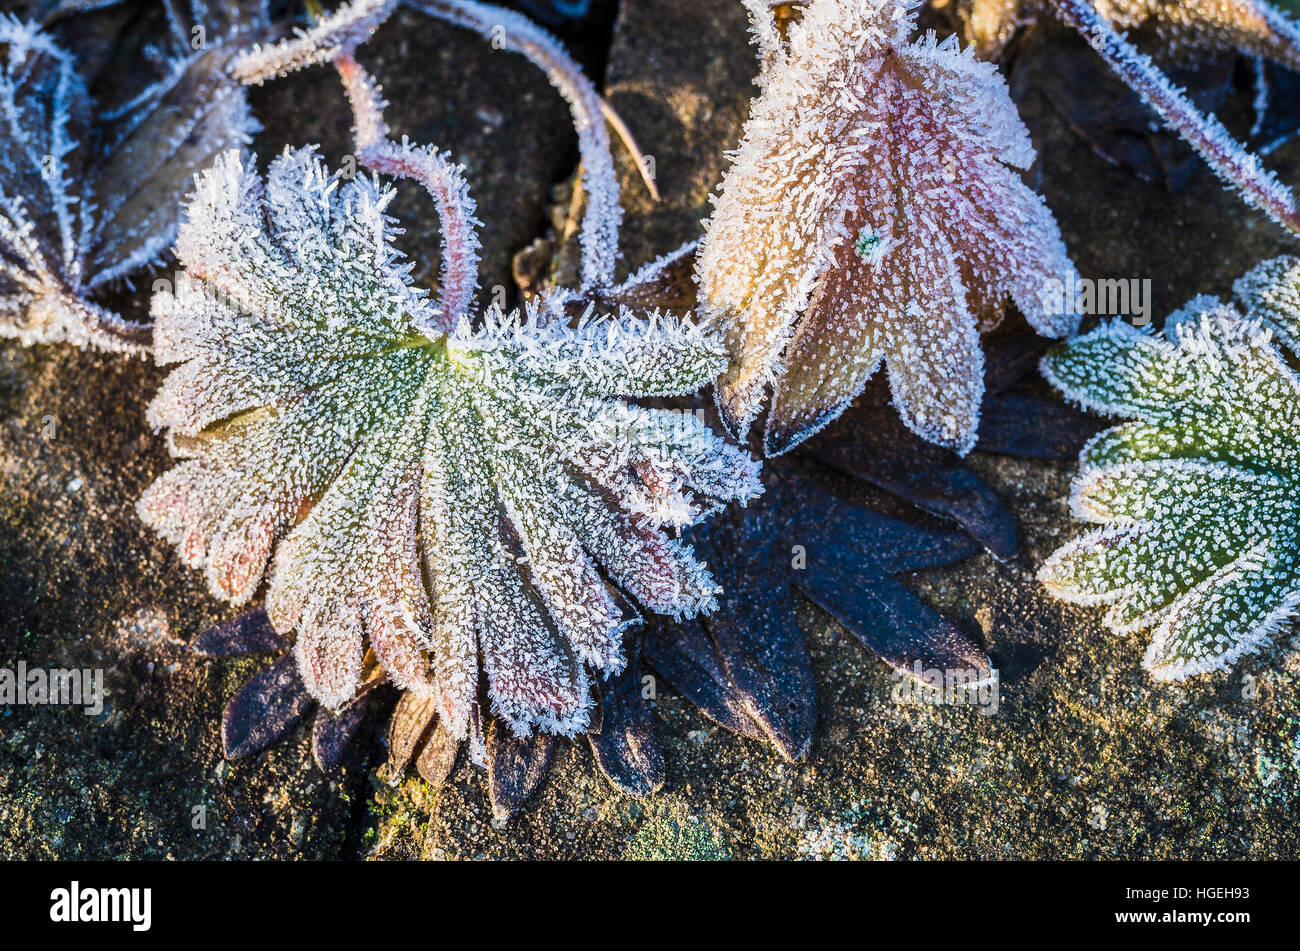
[1055,0,1300,236]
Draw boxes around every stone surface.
[3,0,1300,860]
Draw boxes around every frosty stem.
[230,0,396,84]
[335,52,481,331]
[403,0,628,289]
[1055,0,1300,236]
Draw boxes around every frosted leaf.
[1038,266,1300,680]
[138,148,762,739]
[0,7,266,351]
[697,0,1078,457]
[1234,254,1300,352]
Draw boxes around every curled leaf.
[699,0,1077,456]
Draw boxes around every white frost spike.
[1054,0,1300,235]
[741,0,787,78]
[139,148,762,738]
[1038,264,1300,681]
[697,0,1078,456]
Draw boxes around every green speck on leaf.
[854,227,882,259]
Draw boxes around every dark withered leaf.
[640,618,772,745]
[385,693,440,778]
[1013,20,1234,188]
[631,339,1052,764]
[312,688,380,774]
[487,720,556,821]
[802,330,1089,557]
[415,717,461,788]
[719,467,988,678]
[800,570,988,675]
[977,331,1097,456]
[222,654,313,759]
[587,645,665,797]
[642,458,989,763]
[690,493,819,762]
[191,607,286,657]
[808,406,1019,558]
[982,329,1053,395]
[977,395,1095,458]
[707,612,817,761]
[85,44,258,287]
[0,1,268,350]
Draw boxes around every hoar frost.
[1039,256,1300,680]
[698,0,1078,457]
[0,5,267,351]
[138,148,761,739]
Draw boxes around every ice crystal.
[138,147,761,739]
[697,0,1078,456]
[1039,257,1300,679]
[0,5,266,351]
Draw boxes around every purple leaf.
[312,689,379,774]
[800,570,991,679]
[640,618,771,744]
[807,407,1019,558]
[221,655,314,760]
[983,331,1053,396]
[192,608,287,657]
[977,396,1096,459]
[486,721,556,821]
[587,647,665,797]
